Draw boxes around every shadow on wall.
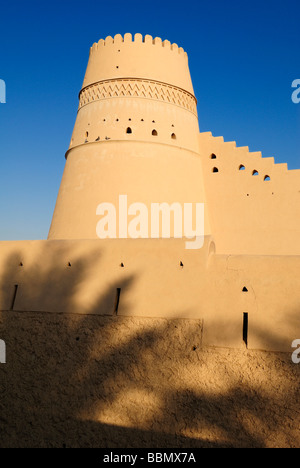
[0,245,299,448]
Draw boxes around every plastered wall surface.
[0,312,299,448]
[0,238,299,352]
[48,143,210,240]
[199,132,300,255]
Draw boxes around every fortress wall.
[0,239,299,352]
[0,310,299,448]
[1,238,299,447]
[199,132,300,255]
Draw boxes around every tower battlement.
[89,34,187,57]
[82,33,194,96]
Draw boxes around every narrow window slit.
[114,288,121,315]
[243,312,248,347]
[11,284,19,311]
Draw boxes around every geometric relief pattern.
[79,79,197,115]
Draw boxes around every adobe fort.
[0,34,299,448]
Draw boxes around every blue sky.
[0,0,299,240]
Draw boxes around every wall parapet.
[89,33,187,58]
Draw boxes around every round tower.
[48,33,211,240]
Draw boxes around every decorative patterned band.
[79,79,197,114]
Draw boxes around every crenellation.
[260,156,273,164]
[124,32,132,42]
[105,35,114,44]
[134,32,143,43]
[235,145,249,153]
[144,34,153,44]
[90,42,98,54]
[114,33,123,44]
[223,141,237,149]
[88,33,187,61]
[211,136,225,144]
